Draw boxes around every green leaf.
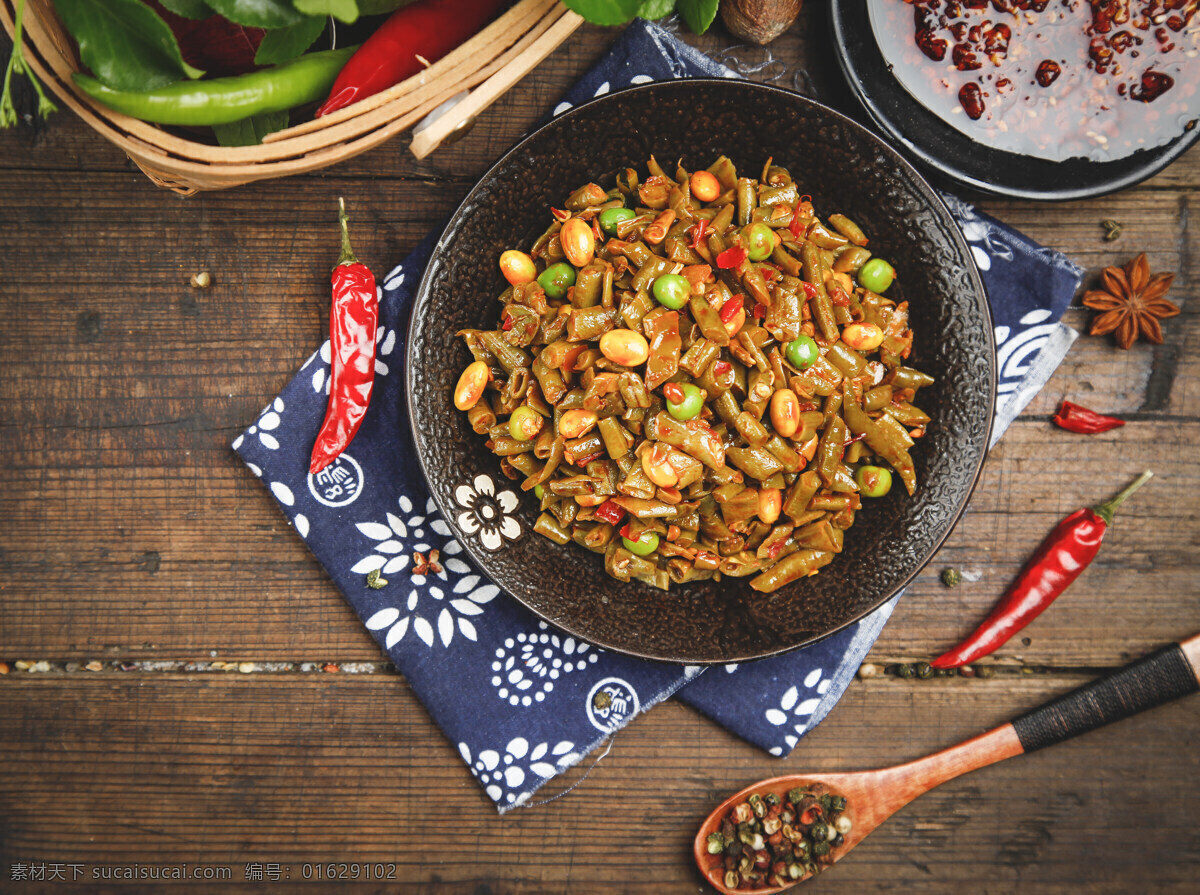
[637,0,674,18]
[53,0,204,90]
[294,0,359,23]
[211,109,289,145]
[561,0,643,27]
[158,0,214,18]
[254,15,326,64]
[201,0,305,27]
[676,0,718,33]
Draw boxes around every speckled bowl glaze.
[408,80,995,664]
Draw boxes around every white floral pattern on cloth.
[995,309,1059,395]
[233,396,286,452]
[763,668,832,756]
[232,398,310,536]
[491,625,602,707]
[454,474,521,552]
[359,495,500,649]
[303,317,397,396]
[459,738,581,806]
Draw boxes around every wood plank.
[0,673,1196,893]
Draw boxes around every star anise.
[1082,253,1179,349]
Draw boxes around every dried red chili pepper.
[310,198,377,474]
[690,217,708,253]
[593,499,626,526]
[788,202,806,239]
[315,0,507,117]
[1052,400,1125,434]
[719,295,745,325]
[716,245,747,269]
[931,471,1154,669]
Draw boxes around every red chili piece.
[719,295,745,325]
[788,203,805,240]
[594,499,626,526]
[690,218,708,253]
[752,301,767,320]
[716,245,747,269]
[800,281,820,300]
[1052,400,1125,434]
[310,198,378,474]
[930,471,1154,669]
[315,0,507,117]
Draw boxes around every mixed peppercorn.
[705,784,851,890]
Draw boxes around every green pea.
[786,334,819,370]
[533,485,545,499]
[622,529,659,556]
[509,405,543,441]
[598,207,635,235]
[858,258,895,294]
[652,273,690,309]
[666,382,704,421]
[742,222,775,262]
[537,262,576,299]
[855,465,893,497]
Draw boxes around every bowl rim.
[830,0,1200,201]
[407,78,997,663]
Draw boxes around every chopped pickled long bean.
[454,156,933,592]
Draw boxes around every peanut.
[599,329,649,366]
[689,170,721,203]
[559,409,598,439]
[841,322,885,352]
[499,250,537,285]
[560,218,595,267]
[769,388,801,438]
[642,443,679,488]
[758,488,782,524]
[454,361,489,410]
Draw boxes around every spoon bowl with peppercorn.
[695,631,1200,891]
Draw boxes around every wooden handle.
[1011,635,1200,753]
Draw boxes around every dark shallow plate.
[831,0,1200,200]
[407,79,995,663]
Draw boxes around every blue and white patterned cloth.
[233,21,1083,811]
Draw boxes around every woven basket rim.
[1,0,577,192]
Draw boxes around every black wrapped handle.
[1012,642,1200,753]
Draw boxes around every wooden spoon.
[695,633,1200,893]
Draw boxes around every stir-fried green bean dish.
[453,155,933,593]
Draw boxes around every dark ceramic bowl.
[830,0,1200,200]
[408,80,995,664]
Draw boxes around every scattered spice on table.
[366,569,387,589]
[931,470,1154,669]
[1082,253,1179,349]
[940,567,962,588]
[705,784,851,889]
[310,197,378,474]
[1052,400,1125,434]
[1100,219,1123,242]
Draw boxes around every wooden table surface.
[2,9,1198,894]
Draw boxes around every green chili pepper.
[72,47,358,126]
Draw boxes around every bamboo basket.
[1,0,582,195]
